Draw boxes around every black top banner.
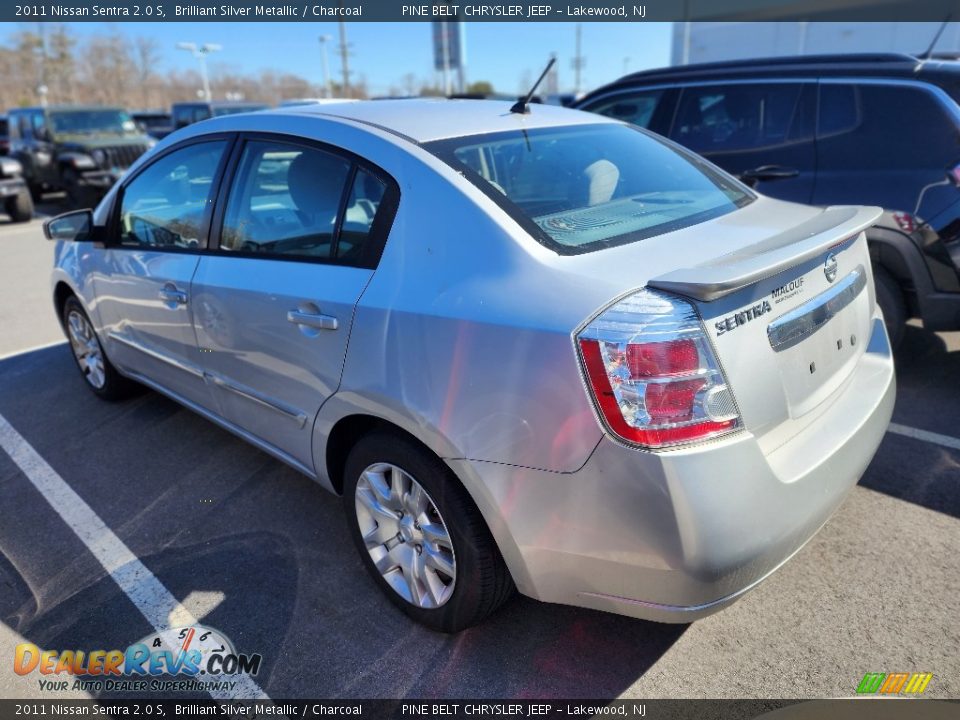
[2,699,958,719]
[5,0,960,23]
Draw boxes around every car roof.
[275,98,615,143]
[582,53,960,97]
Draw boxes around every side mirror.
[43,209,95,242]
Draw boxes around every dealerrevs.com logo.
[14,624,262,693]
[856,672,933,695]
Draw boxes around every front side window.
[31,112,47,136]
[671,83,809,153]
[425,123,752,254]
[118,141,227,249]
[583,90,665,129]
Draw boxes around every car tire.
[4,191,33,223]
[27,181,44,203]
[873,266,906,349]
[62,296,137,401]
[342,431,514,632]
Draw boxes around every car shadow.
[857,325,960,520]
[0,345,686,700]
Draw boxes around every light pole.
[338,21,351,97]
[318,35,333,98]
[176,42,222,102]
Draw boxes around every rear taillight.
[577,288,740,449]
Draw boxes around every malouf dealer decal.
[715,301,772,336]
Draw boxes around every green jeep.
[8,106,154,208]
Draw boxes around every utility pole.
[440,22,451,96]
[338,21,351,97]
[571,24,584,95]
[37,22,48,105]
[318,35,333,98]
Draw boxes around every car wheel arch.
[53,281,78,330]
[324,413,458,497]
[864,225,939,307]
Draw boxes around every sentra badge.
[715,300,772,336]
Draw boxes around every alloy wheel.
[66,309,106,389]
[354,462,457,608]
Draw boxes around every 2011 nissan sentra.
[46,99,895,632]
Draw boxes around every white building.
[671,22,960,66]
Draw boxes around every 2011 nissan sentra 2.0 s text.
[46,99,895,632]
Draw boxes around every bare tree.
[133,36,162,109]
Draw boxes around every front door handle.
[158,286,188,307]
[287,309,338,331]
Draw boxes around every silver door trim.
[107,331,204,378]
[205,373,310,428]
[767,266,867,353]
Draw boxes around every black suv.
[577,53,960,345]
[8,106,154,208]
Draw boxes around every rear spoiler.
[648,205,882,302]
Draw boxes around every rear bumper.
[452,315,895,622]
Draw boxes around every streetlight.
[176,42,222,102]
[318,35,333,98]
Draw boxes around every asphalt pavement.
[0,208,957,701]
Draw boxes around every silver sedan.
[47,100,894,632]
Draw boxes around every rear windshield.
[425,123,753,254]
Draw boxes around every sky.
[1,21,673,96]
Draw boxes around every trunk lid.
[559,199,882,450]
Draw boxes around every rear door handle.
[287,309,338,331]
[158,287,188,306]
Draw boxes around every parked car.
[131,110,174,141]
[576,53,960,346]
[0,115,10,155]
[171,101,269,130]
[46,100,894,632]
[0,155,33,222]
[8,105,154,207]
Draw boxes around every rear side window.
[219,140,385,264]
[425,123,753,254]
[817,83,959,169]
[0,118,7,135]
[583,90,664,129]
[818,84,860,137]
[118,141,227,249]
[671,83,810,153]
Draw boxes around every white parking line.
[0,412,271,702]
[888,422,960,452]
[0,339,66,362]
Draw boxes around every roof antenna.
[919,15,952,60]
[511,57,556,114]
